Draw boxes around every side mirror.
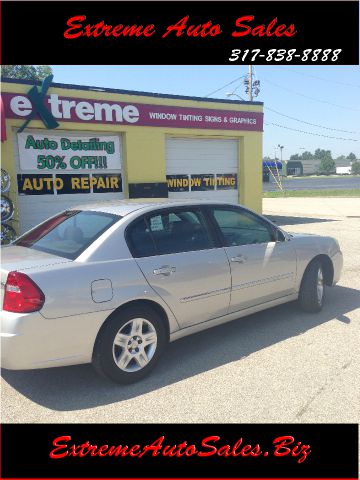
[274,228,286,242]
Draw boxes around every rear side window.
[15,210,120,259]
[127,218,157,258]
[127,209,214,257]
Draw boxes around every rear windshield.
[14,210,120,260]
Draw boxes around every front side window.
[127,209,214,257]
[211,208,274,246]
[15,210,120,259]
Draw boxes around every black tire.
[298,260,325,313]
[92,306,167,384]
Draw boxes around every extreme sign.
[17,133,121,172]
[3,92,263,132]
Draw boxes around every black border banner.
[1,423,358,479]
[1,1,359,65]
[1,3,359,480]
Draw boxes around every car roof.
[70,199,234,216]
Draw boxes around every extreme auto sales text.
[64,15,297,39]
[50,435,311,463]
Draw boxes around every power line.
[265,122,359,142]
[282,67,360,88]
[265,106,360,134]
[204,72,359,137]
[204,75,246,98]
[262,77,360,111]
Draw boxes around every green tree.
[1,65,52,81]
[289,153,300,161]
[300,151,313,160]
[314,149,334,174]
[347,152,357,161]
[314,148,333,161]
[351,161,360,175]
[318,157,336,175]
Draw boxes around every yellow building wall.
[1,81,263,229]
[239,132,263,213]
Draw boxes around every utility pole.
[248,65,253,102]
[243,65,260,101]
[278,145,284,163]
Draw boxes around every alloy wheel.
[317,268,324,304]
[112,318,157,372]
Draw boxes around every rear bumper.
[2,314,41,369]
[0,309,108,370]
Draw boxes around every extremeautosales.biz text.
[50,435,311,463]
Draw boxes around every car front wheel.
[93,306,167,384]
[298,260,325,313]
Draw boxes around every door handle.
[153,265,176,276]
[231,255,247,263]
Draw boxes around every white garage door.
[166,137,239,203]
[15,129,124,234]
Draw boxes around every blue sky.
[51,65,360,160]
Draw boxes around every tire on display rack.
[1,169,11,193]
[92,305,167,384]
[1,195,14,223]
[0,223,17,245]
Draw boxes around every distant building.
[336,157,352,167]
[336,166,352,174]
[301,158,321,175]
[286,160,303,176]
[286,156,352,176]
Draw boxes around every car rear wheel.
[92,306,167,384]
[298,260,325,313]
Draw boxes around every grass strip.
[263,189,360,198]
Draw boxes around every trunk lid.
[1,246,71,308]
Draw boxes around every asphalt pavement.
[263,175,360,191]
[1,197,360,423]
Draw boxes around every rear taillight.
[3,271,45,313]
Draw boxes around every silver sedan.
[1,200,343,383]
